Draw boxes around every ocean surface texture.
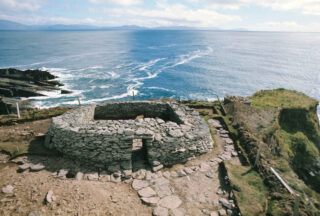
[0,30,319,115]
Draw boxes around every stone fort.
[45,101,213,176]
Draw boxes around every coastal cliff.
[223,89,320,215]
[0,68,71,115]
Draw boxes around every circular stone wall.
[45,101,214,173]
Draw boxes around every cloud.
[96,3,241,27]
[89,0,141,6]
[0,0,44,11]
[191,0,320,15]
[255,21,320,32]
[0,13,98,25]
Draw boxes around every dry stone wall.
[45,101,213,174]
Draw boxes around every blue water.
[0,30,319,116]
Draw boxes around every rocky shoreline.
[0,68,71,115]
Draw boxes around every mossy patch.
[225,162,268,216]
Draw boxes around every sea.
[0,30,319,116]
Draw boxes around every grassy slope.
[225,162,268,216]
[250,89,320,214]
[251,89,320,191]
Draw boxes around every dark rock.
[61,89,72,94]
[0,68,68,114]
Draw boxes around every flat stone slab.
[223,138,233,145]
[207,119,222,128]
[30,163,45,171]
[132,179,149,190]
[199,162,210,172]
[170,208,185,216]
[138,187,157,198]
[219,198,233,209]
[141,196,160,206]
[151,177,169,186]
[183,167,194,175]
[158,195,182,209]
[18,163,30,171]
[153,184,172,198]
[153,206,168,216]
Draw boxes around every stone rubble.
[1,185,14,194]
[45,190,56,204]
[30,163,45,171]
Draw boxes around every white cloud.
[89,0,141,6]
[0,0,44,11]
[0,13,98,25]
[255,21,320,32]
[191,0,320,15]
[97,3,241,27]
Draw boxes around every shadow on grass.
[241,167,255,176]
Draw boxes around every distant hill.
[0,19,247,31]
[0,20,148,31]
[0,20,29,30]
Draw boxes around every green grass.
[0,106,71,125]
[225,162,269,216]
[250,89,320,192]
[250,89,318,110]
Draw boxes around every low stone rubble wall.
[45,101,213,174]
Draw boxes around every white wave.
[207,97,218,102]
[64,81,141,105]
[139,58,166,71]
[26,47,214,108]
[75,65,104,71]
[100,84,111,89]
[131,47,213,83]
[146,87,173,92]
[172,47,213,68]
[26,88,84,101]
[40,67,74,80]
[108,71,120,78]
[30,100,51,109]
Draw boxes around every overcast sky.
[1,0,320,31]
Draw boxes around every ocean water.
[0,30,319,116]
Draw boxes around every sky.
[0,0,320,32]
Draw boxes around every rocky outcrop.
[0,68,71,114]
